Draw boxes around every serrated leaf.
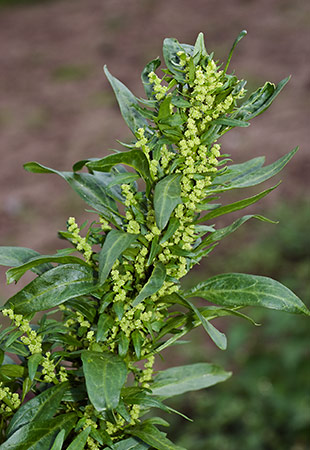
[66,427,91,450]
[24,162,121,222]
[154,174,182,230]
[1,413,76,450]
[185,273,309,316]
[6,254,89,284]
[128,424,186,450]
[4,264,94,314]
[99,229,138,285]
[151,362,232,398]
[81,351,127,411]
[86,150,151,184]
[133,262,166,307]
[6,383,69,437]
[104,65,149,134]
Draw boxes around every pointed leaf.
[234,76,290,120]
[104,65,149,134]
[6,254,89,284]
[86,150,151,184]
[6,383,69,437]
[133,262,166,307]
[163,38,187,82]
[213,117,249,128]
[96,313,114,342]
[24,162,120,222]
[27,353,43,381]
[99,229,138,285]
[141,58,161,98]
[185,273,309,316]
[0,413,76,450]
[4,264,94,314]
[152,362,231,398]
[0,247,52,275]
[50,430,66,450]
[81,350,127,411]
[128,424,186,450]
[197,183,279,222]
[66,427,91,450]
[224,29,247,72]
[154,174,182,230]
[112,437,149,450]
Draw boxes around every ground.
[0,0,309,299]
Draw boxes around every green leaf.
[185,273,310,316]
[141,58,161,98]
[0,247,52,275]
[24,162,120,222]
[86,150,151,184]
[151,362,232,398]
[99,229,138,285]
[104,65,149,134]
[66,427,91,450]
[50,430,66,450]
[197,184,279,222]
[193,32,207,64]
[133,262,166,307]
[163,38,187,82]
[154,174,182,230]
[107,172,140,188]
[4,264,94,314]
[81,350,127,411]
[0,364,26,382]
[6,254,89,284]
[96,313,114,342]
[234,76,290,120]
[112,437,149,450]
[180,296,227,350]
[118,331,130,357]
[132,330,143,359]
[213,117,249,128]
[6,383,69,437]
[27,353,43,381]
[224,29,247,72]
[0,413,76,450]
[212,147,298,192]
[128,424,186,450]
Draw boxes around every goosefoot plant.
[0,31,308,450]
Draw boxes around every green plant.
[0,31,308,449]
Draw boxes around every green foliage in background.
[0,32,308,449]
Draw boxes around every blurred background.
[0,0,309,448]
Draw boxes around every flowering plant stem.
[0,31,308,449]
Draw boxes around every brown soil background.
[0,0,309,300]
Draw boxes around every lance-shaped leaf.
[50,430,66,450]
[6,382,69,437]
[99,229,138,285]
[86,150,151,184]
[180,296,227,350]
[0,413,76,450]
[211,147,298,192]
[81,350,127,411]
[213,117,250,128]
[196,183,279,222]
[184,273,310,316]
[6,254,89,284]
[234,76,290,121]
[154,174,182,230]
[66,427,91,450]
[0,246,52,275]
[24,162,121,222]
[4,264,94,314]
[128,424,186,450]
[104,65,149,135]
[132,262,166,307]
[151,362,232,398]
[112,437,149,450]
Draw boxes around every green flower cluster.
[0,382,20,415]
